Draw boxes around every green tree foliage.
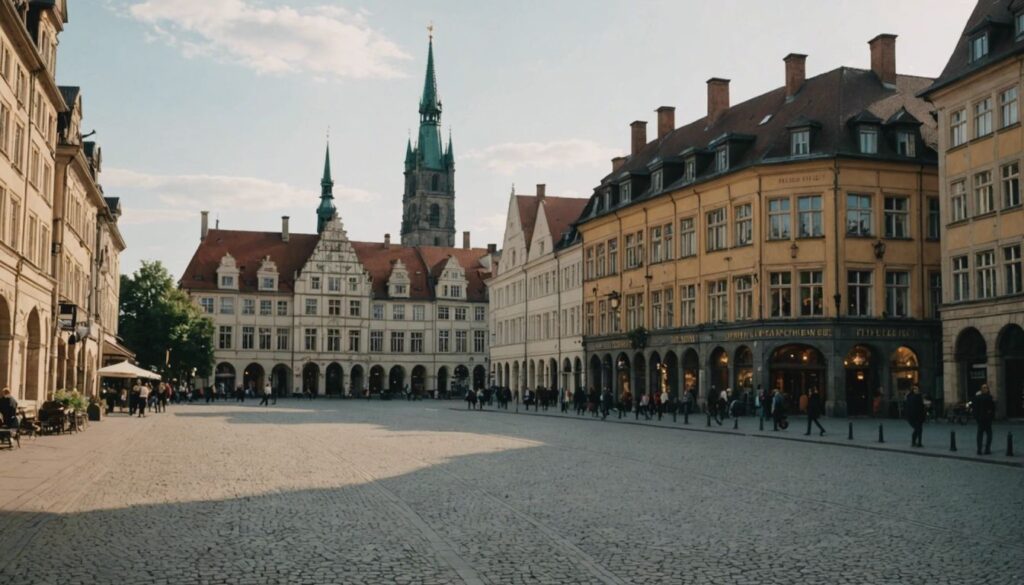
[119,261,214,380]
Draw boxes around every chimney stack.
[536,183,546,199]
[611,156,627,173]
[281,216,290,242]
[784,54,807,100]
[869,34,897,87]
[487,243,497,254]
[706,78,730,125]
[463,231,471,249]
[656,106,675,139]
[384,233,391,249]
[630,120,647,156]
[200,210,209,241]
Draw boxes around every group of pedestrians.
[904,383,996,454]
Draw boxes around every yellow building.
[578,36,941,416]
[922,0,1024,418]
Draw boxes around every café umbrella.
[96,361,162,380]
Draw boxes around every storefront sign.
[670,334,699,344]
[776,173,828,186]
[724,327,832,341]
[852,327,916,339]
[586,338,632,351]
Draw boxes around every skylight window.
[759,114,773,126]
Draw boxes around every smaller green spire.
[405,137,415,169]
[317,141,336,234]
[444,129,454,167]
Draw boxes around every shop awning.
[102,336,136,363]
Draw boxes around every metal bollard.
[848,422,854,440]
[878,424,884,443]
[733,417,738,430]
[950,430,957,452]
[1007,433,1014,457]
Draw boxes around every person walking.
[974,383,996,455]
[659,388,669,421]
[682,389,694,418]
[137,383,150,417]
[771,388,787,431]
[0,388,18,429]
[600,388,612,421]
[260,382,272,406]
[904,385,926,447]
[804,388,826,436]
[465,387,477,410]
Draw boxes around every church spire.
[414,29,445,170]
[317,140,336,234]
[419,26,441,120]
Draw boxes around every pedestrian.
[465,387,477,410]
[129,380,140,416]
[600,388,612,421]
[799,390,809,415]
[772,388,787,431]
[804,387,826,436]
[904,385,926,447]
[974,383,996,455]
[0,388,18,429]
[637,392,650,420]
[659,388,669,421]
[719,387,730,419]
[682,389,694,417]
[137,383,150,417]
[260,382,272,406]
[159,383,169,413]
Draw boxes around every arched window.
[429,204,441,227]
[431,174,440,191]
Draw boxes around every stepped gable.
[349,242,491,302]
[180,229,318,292]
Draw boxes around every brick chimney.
[612,156,626,173]
[200,210,209,241]
[281,216,290,242]
[536,183,546,199]
[784,53,806,100]
[707,78,730,125]
[383,233,391,249]
[869,34,897,87]
[487,243,497,254]
[462,231,471,249]
[630,120,647,155]
[656,106,675,139]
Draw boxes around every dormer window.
[715,146,728,172]
[621,182,631,203]
[651,170,663,192]
[220,275,234,288]
[791,130,810,156]
[260,277,276,290]
[684,159,695,181]
[969,33,988,62]
[896,131,915,157]
[859,127,878,154]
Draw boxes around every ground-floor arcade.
[490,352,585,395]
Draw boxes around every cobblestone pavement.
[1,400,1022,585]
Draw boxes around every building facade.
[487,185,588,395]
[922,0,1024,418]
[577,36,941,417]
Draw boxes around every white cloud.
[462,139,618,175]
[104,167,376,225]
[124,0,410,79]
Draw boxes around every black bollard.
[733,417,738,430]
[1007,433,1014,457]
[759,417,764,431]
[672,410,677,423]
[950,430,957,452]
[684,410,689,425]
[706,413,711,427]
[848,422,854,440]
[878,424,884,444]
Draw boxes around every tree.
[119,261,214,381]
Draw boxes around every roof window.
[969,33,988,62]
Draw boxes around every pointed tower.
[401,30,456,247]
[317,142,336,234]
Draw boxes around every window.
[625,232,644,269]
[1001,87,1019,127]
[768,198,791,240]
[275,328,289,351]
[859,127,878,154]
[258,327,272,350]
[650,226,664,263]
[218,326,233,349]
[791,130,809,156]
[679,218,696,257]
[847,270,872,316]
[735,204,752,246]
[708,280,728,322]
[349,300,361,317]
[969,33,988,62]
[799,271,824,316]
[348,277,359,292]
[1003,163,1021,208]
[626,293,644,330]
[277,300,288,316]
[662,224,673,260]
[663,287,674,327]
[975,98,993,138]
[220,297,234,315]
[651,170,663,192]
[327,299,341,316]
[769,272,791,317]
[260,277,275,290]
[328,276,341,292]
[390,331,405,353]
[391,304,405,320]
[607,238,618,273]
[438,306,450,320]
[1005,244,1022,295]
[585,302,595,335]
[260,299,272,316]
[884,196,909,238]
[372,304,384,320]
[199,298,214,314]
[950,180,968,222]
[927,197,941,239]
[410,331,424,353]
[928,272,942,319]
[474,330,486,353]
[684,159,696,181]
[715,146,728,172]
[348,330,360,352]
[242,298,255,315]
[305,298,318,316]
[455,330,468,353]
[950,109,967,147]
[475,306,486,321]
[413,305,425,321]
[1017,12,1024,37]
[621,182,631,203]
[598,300,607,335]
[437,330,450,353]
[310,276,321,290]
[449,285,463,298]
[976,250,996,299]
[975,170,995,215]
[706,208,727,251]
[455,307,467,321]
[885,271,910,317]
[680,285,696,326]
[369,330,383,352]
[241,326,254,350]
[846,194,873,236]
[735,276,753,320]
[304,328,317,351]
[219,275,234,288]
[896,132,916,157]
[651,290,663,329]
[952,256,970,301]
[797,195,823,237]
[585,246,594,280]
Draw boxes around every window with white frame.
[715,146,728,172]
[372,304,384,320]
[595,243,606,278]
[662,224,673,260]
[975,98,993,138]
[952,256,970,301]
[390,331,404,353]
[975,170,995,215]
[791,129,809,156]
[769,272,791,317]
[218,326,233,349]
[847,270,872,316]
[475,306,485,321]
[680,218,696,257]
[303,328,317,351]
[276,328,289,351]
[220,297,234,315]
[260,299,272,316]
[1002,87,1019,127]
[328,276,341,292]
[708,279,728,322]
[199,297,214,314]
[455,330,467,353]
[896,132,915,157]
[651,170,663,193]
[474,330,486,353]
[650,226,664,263]
[680,284,696,326]
[349,300,361,317]
[1003,163,1021,208]
[976,250,996,299]
[305,298,318,315]
[969,33,988,62]
[242,298,255,315]
[950,109,967,147]
[410,331,424,353]
[885,271,910,317]
[310,276,321,290]
[348,330,360,352]
[846,194,873,236]
[392,304,405,320]
[277,300,288,316]
[884,196,909,238]
[327,328,341,352]
[799,271,824,316]
[608,238,618,273]
[951,180,968,222]
[413,305,425,321]
[1004,244,1022,295]
[735,276,753,320]
[768,198,791,240]
[438,306,450,320]
[798,195,823,237]
[437,330,450,353]
[684,159,696,181]
[455,307,467,321]
[260,277,276,291]
[369,330,383,352]
[735,204,752,246]
[859,127,878,154]
[651,290,663,329]
[663,287,674,327]
[706,208,727,251]
[328,299,341,316]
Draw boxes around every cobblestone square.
[1,401,1022,585]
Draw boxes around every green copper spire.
[405,137,414,169]
[419,35,441,120]
[317,141,336,234]
[444,129,454,167]
[414,33,446,170]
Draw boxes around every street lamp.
[608,291,621,312]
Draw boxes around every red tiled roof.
[515,195,540,251]
[540,196,589,244]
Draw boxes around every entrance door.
[999,325,1024,417]
[769,344,826,413]
[844,345,874,416]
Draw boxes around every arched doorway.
[454,365,469,395]
[648,352,662,397]
[633,352,646,398]
[562,358,572,393]
[663,351,679,398]
[890,346,919,401]
[589,355,602,391]
[389,365,405,394]
[602,354,613,392]
[271,364,291,395]
[682,349,699,395]
[527,360,536,388]
[503,363,509,388]
[350,365,365,396]
[325,363,343,396]
[548,358,558,390]
[615,353,631,398]
[0,296,9,391]
[844,345,877,416]
[243,363,265,394]
[769,344,826,413]
[709,347,729,397]
[574,357,583,392]
[734,346,753,394]
[24,309,41,401]
[473,365,486,390]
[412,365,426,396]
[302,362,319,395]
[955,328,987,402]
[437,366,449,396]
[369,365,385,394]
[216,362,236,393]
[512,362,520,390]
[998,325,1024,417]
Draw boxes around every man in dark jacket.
[974,383,996,455]
[804,388,826,436]
[904,385,926,447]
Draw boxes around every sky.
[59,0,977,279]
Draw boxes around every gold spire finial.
[427,21,434,40]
